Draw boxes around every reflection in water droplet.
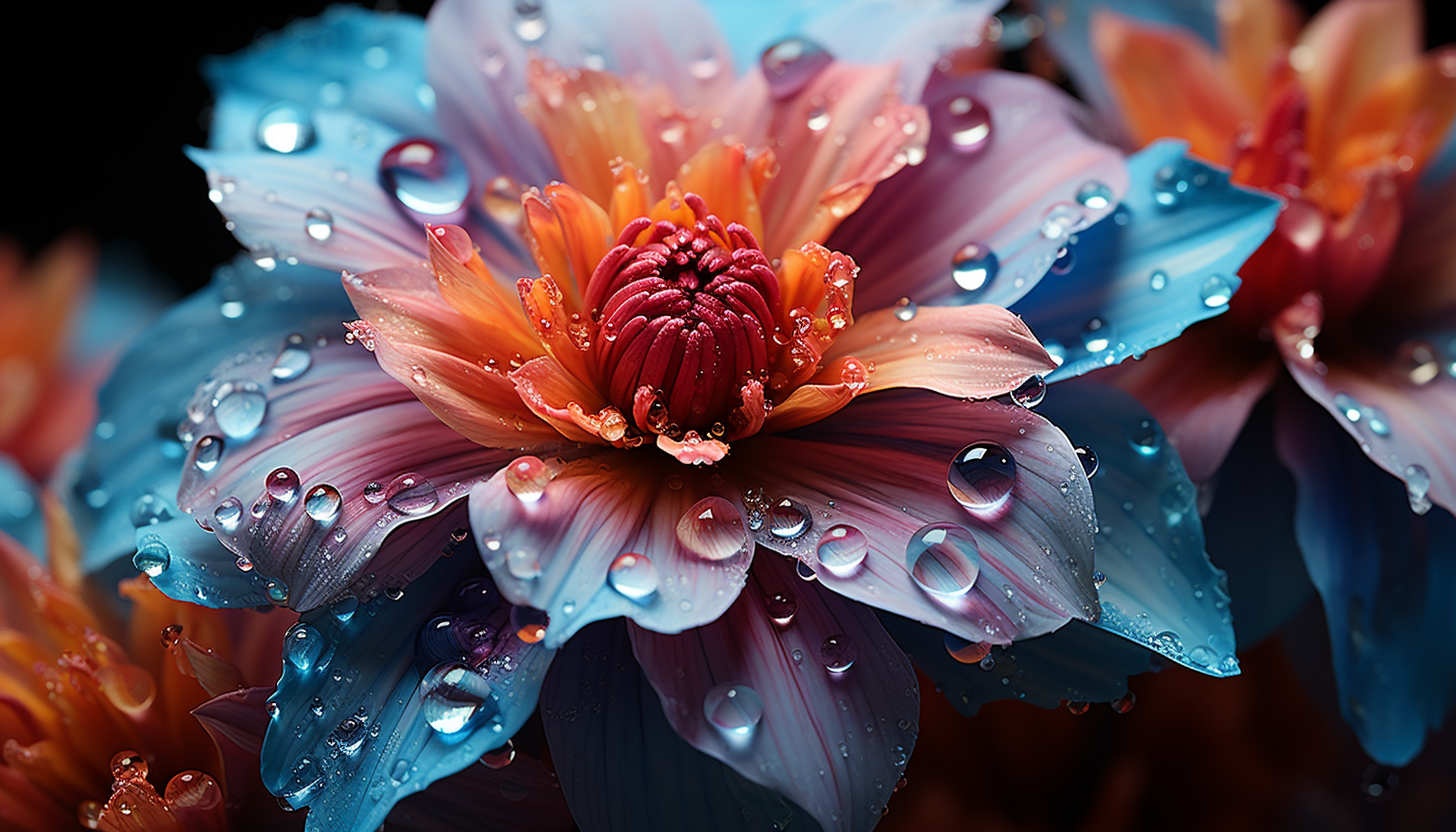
[421,662,498,734]
[379,138,471,218]
[766,591,798,625]
[677,497,748,561]
[194,436,224,471]
[110,751,149,783]
[816,525,868,575]
[504,456,552,502]
[386,473,438,515]
[820,634,857,672]
[947,443,1016,515]
[267,468,301,502]
[906,524,981,598]
[943,96,991,153]
[1092,570,1107,590]
[1010,375,1045,408]
[257,102,316,153]
[1075,180,1113,210]
[215,388,267,438]
[1405,464,1432,514]
[704,683,763,744]
[607,552,659,602]
[286,623,324,670]
[951,242,997,296]
[943,633,991,664]
[1075,445,1099,477]
[134,538,170,577]
[213,497,243,533]
[479,739,516,769]
[759,37,832,98]
[272,344,313,381]
[796,560,818,582]
[304,485,342,522]
[1198,274,1233,307]
[304,208,334,242]
[766,497,812,540]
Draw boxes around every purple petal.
[630,554,918,832]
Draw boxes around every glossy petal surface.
[630,555,918,832]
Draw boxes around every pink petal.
[467,451,753,649]
[629,554,918,832]
[177,337,522,611]
[833,70,1127,313]
[1275,291,1456,516]
[732,391,1098,644]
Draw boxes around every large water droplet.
[947,442,1016,516]
[386,473,438,515]
[194,436,224,471]
[703,683,763,743]
[379,138,470,218]
[607,552,659,602]
[943,96,991,153]
[421,662,498,734]
[677,497,748,560]
[759,38,831,98]
[1075,445,1099,477]
[504,456,552,502]
[765,591,797,625]
[213,497,244,533]
[266,467,301,502]
[951,242,997,295]
[304,208,335,242]
[820,634,857,672]
[215,387,267,438]
[110,750,148,783]
[257,102,316,153]
[1199,274,1233,307]
[766,497,811,540]
[1075,180,1113,210]
[1405,464,1432,515]
[1127,417,1163,456]
[1040,203,1082,240]
[1010,375,1046,408]
[906,524,981,598]
[512,0,548,42]
[286,623,324,671]
[943,633,992,664]
[817,524,868,575]
[304,484,342,522]
[133,538,171,577]
[272,340,313,381]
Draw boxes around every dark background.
[0,0,1452,293]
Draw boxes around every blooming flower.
[65,2,1281,830]
[1040,0,1456,765]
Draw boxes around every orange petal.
[1093,11,1252,162]
[426,225,541,362]
[509,355,616,444]
[1217,0,1303,108]
[522,183,615,312]
[607,159,652,233]
[670,141,766,245]
[768,243,857,392]
[523,60,654,208]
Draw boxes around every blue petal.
[880,613,1152,715]
[1033,0,1219,118]
[67,256,354,577]
[0,456,44,558]
[1275,387,1456,766]
[1014,140,1280,382]
[1038,381,1241,677]
[202,7,435,153]
[263,505,554,832]
[540,620,820,832]
[135,515,272,608]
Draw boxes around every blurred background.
[1,1,1454,830]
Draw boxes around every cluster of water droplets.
[1330,390,1435,514]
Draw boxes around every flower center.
[584,194,780,438]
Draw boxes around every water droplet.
[1110,691,1136,713]
[943,633,991,664]
[947,442,1015,515]
[950,242,997,295]
[1127,418,1163,456]
[766,497,812,540]
[1092,570,1107,589]
[759,38,831,98]
[1151,630,1184,656]
[1040,203,1081,240]
[806,107,831,131]
[266,467,301,502]
[820,634,857,672]
[331,596,359,623]
[213,497,244,533]
[1010,374,1045,408]
[1075,180,1113,210]
[1050,245,1076,275]
[704,683,763,742]
[1334,393,1362,422]
[1066,700,1090,715]
[133,538,170,577]
[1152,162,1194,209]
[796,560,818,582]
[1149,269,1168,291]
[194,436,223,471]
[379,138,471,218]
[110,751,148,783]
[304,484,342,522]
[1081,318,1114,353]
[78,800,101,829]
[1198,274,1233,307]
[607,552,659,602]
[943,96,991,153]
[512,0,547,42]
[978,653,995,671]
[332,716,368,753]
[286,623,324,671]
[304,208,334,242]
[893,297,917,321]
[421,662,498,734]
[817,525,868,575]
[1400,340,1440,385]
[677,497,748,560]
[272,343,313,380]
[1364,406,1391,436]
[215,387,267,438]
[765,591,798,625]
[129,492,172,527]
[906,524,981,598]
[504,456,552,502]
[363,481,385,503]
[257,102,316,153]
[267,580,290,606]
[1075,445,1099,477]
[510,606,549,643]
[479,739,516,769]
[1405,464,1432,514]
[386,473,438,515]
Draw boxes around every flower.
[0,503,293,831]
[66,2,1280,830]
[1039,0,1456,765]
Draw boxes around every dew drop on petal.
[214,388,267,438]
[1363,406,1391,437]
[479,739,516,769]
[1405,464,1433,515]
[607,552,660,602]
[272,342,313,381]
[194,436,224,471]
[304,208,334,242]
[806,107,831,131]
[213,497,243,533]
[817,525,868,575]
[133,538,170,577]
[512,0,547,42]
[1075,180,1113,210]
[1092,570,1107,589]
[257,102,316,153]
[1199,274,1233,307]
[267,580,290,606]
[379,138,471,218]
[1111,691,1136,713]
[510,606,549,643]
[286,623,324,671]
[906,524,981,598]
[947,443,1016,515]
[503,456,552,502]
[820,634,857,672]
[759,37,832,98]
[1127,418,1163,456]
[893,297,918,321]
[1010,374,1045,408]
[420,662,498,734]
[304,485,342,522]
[765,591,797,625]
[266,468,301,502]
[766,497,812,540]
[1075,445,1099,477]
[386,473,438,515]
[677,497,749,561]
[1040,202,1082,240]
[951,242,997,296]
[110,751,148,783]
[943,633,991,664]
[704,683,763,743]
[1149,269,1168,291]
[1081,318,1114,353]
[944,96,991,153]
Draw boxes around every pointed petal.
[193,686,277,810]
[175,339,518,611]
[522,63,654,211]
[1218,0,1303,108]
[540,620,818,832]
[386,753,575,832]
[1039,382,1241,676]
[468,452,752,649]
[880,614,1152,715]
[735,391,1098,645]
[834,70,1126,313]
[67,257,355,575]
[630,555,918,832]
[261,550,553,832]
[1017,141,1281,384]
[1274,292,1456,518]
[135,517,273,609]
[1274,385,1456,766]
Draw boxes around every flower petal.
[135,516,273,609]
[467,452,753,649]
[1039,382,1241,676]
[192,686,278,812]
[67,257,355,575]
[1273,384,1456,766]
[735,391,1098,645]
[175,337,517,611]
[0,456,44,558]
[1018,140,1281,384]
[879,614,1152,715]
[261,544,553,832]
[539,620,815,832]
[834,70,1126,314]
[630,554,918,832]
[386,753,575,832]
